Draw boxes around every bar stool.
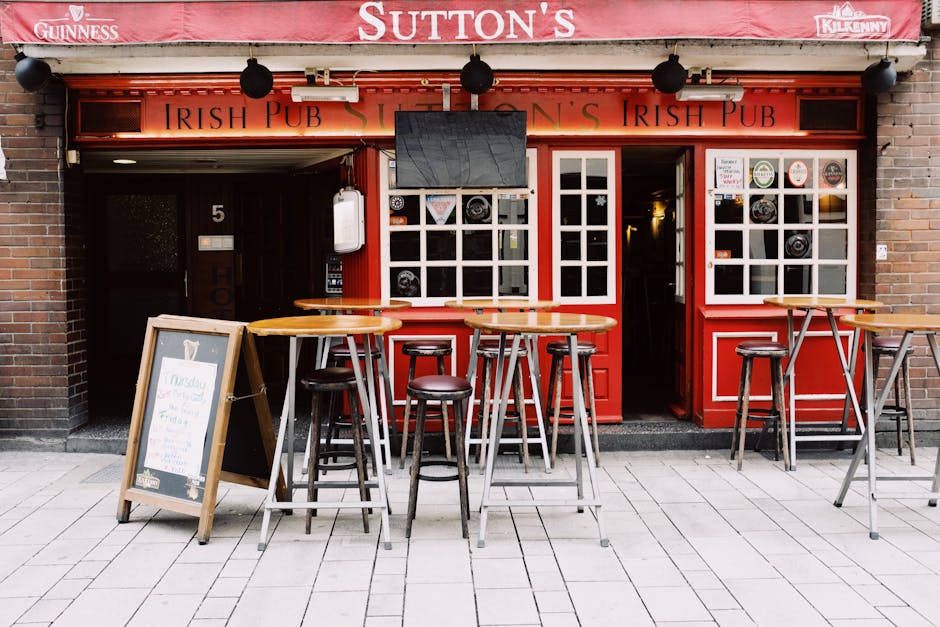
[300,367,370,534]
[872,335,916,464]
[730,340,789,471]
[472,339,531,471]
[545,340,600,468]
[405,374,472,539]
[399,339,453,468]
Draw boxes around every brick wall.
[873,37,940,418]
[0,47,86,442]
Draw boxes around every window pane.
[498,230,527,261]
[784,230,812,259]
[750,266,778,294]
[426,195,457,225]
[586,267,607,296]
[463,194,493,224]
[426,231,456,261]
[784,158,813,189]
[819,159,848,189]
[715,265,743,295]
[586,231,607,261]
[715,231,743,259]
[560,195,581,225]
[462,230,492,261]
[819,194,847,223]
[784,266,813,294]
[715,194,744,224]
[586,158,608,189]
[783,194,814,224]
[586,195,608,225]
[560,232,581,260]
[497,196,527,224]
[560,266,581,297]
[560,158,582,189]
[819,229,847,260]
[389,194,420,226]
[427,267,456,297]
[749,231,778,260]
[749,158,778,189]
[499,267,528,296]
[819,265,847,294]
[390,232,420,261]
[462,267,491,297]
[391,267,421,297]
[749,195,778,224]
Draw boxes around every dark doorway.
[621,146,684,420]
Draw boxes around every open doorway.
[621,146,687,420]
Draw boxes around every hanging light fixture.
[14,51,52,92]
[651,44,686,94]
[239,45,273,99]
[862,43,896,94]
[460,45,494,95]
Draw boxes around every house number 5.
[211,204,225,223]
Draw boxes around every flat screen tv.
[394,111,527,189]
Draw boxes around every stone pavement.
[3,447,940,626]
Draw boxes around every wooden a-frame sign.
[117,315,285,544]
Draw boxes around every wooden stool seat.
[731,341,789,470]
[405,375,472,539]
[300,367,371,534]
[399,340,454,468]
[871,335,916,464]
[545,340,600,468]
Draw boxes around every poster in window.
[715,157,744,189]
[426,195,457,225]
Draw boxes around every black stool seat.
[546,340,597,356]
[477,339,528,358]
[301,366,370,534]
[872,336,914,354]
[328,342,380,361]
[402,340,453,356]
[731,341,789,470]
[405,375,471,539]
[735,341,788,357]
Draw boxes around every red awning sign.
[0,1,922,46]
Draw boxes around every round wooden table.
[463,312,617,548]
[763,296,885,469]
[293,298,409,467]
[248,314,402,550]
[835,313,940,540]
[446,300,558,471]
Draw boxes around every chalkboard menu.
[117,315,282,543]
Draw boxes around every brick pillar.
[0,47,87,443]
[874,38,940,416]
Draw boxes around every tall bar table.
[445,299,557,471]
[248,314,402,550]
[294,297,409,472]
[464,312,617,548]
[763,297,884,470]
[835,313,940,539]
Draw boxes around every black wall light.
[651,46,686,94]
[862,44,897,94]
[240,46,273,99]
[460,45,494,95]
[14,51,52,92]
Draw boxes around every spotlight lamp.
[651,51,686,94]
[239,47,273,99]
[460,50,494,95]
[14,51,52,92]
[862,57,896,94]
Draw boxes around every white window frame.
[551,150,617,305]
[705,149,857,305]
[379,149,538,306]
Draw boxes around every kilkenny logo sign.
[814,2,890,39]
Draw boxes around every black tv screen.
[394,111,527,189]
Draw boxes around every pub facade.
[0,0,932,442]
